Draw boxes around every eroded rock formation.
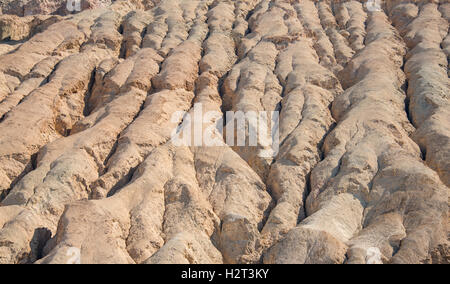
[0,0,448,264]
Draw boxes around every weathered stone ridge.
[0,0,448,264]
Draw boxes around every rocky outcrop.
[0,0,448,264]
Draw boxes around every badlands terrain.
[0,0,448,264]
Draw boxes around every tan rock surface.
[0,0,448,264]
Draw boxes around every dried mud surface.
[0,0,448,264]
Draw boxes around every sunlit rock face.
[0,0,448,264]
